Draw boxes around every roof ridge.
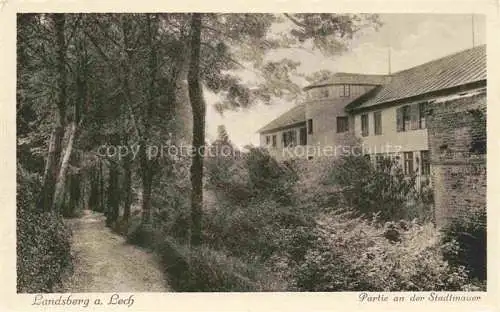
[390,44,486,77]
[351,44,486,110]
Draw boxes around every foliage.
[16,164,73,293]
[441,207,486,281]
[293,211,474,291]
[125,212,158,249]
[204,126,252,204]
[291,158,341,212]
[202,197,315,263]
[327,155,432,222]
[156,236,285,291]
[245,147,299,205]
[17,12,386,291]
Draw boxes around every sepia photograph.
[16,12,487,296]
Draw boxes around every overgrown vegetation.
[441,207,487,283]
[16,164,73,293]
[126,145,485,291]
[327,155,433,221]
[293,214,472,291]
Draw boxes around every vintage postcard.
[1,0,499,311]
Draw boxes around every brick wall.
[426,91,486,226]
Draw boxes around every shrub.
[245,147,299,205]
[17,165,73,293]
[292,158,341,213]
[126,221,158,250]
[293,211,472,291]
[205,141,253,204]
[327,155,431,222]
[441,207,486,282]
[202,198,315,263]
[156,237,285,291]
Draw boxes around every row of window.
[265,101,429,145]
[308,84,352,99]
[265,134,277,147]
[359,102,428,137]
[365,150,431,175]
[265,127,307,148]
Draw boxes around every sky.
[204,14,486,148]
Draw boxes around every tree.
[37,14,68,212]
[187,13,205,246]
[17,12,381,246]
[183,13,381,246]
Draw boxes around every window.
[265,136,270,145]
[397,102,428,132]
[421,150,430,175]
[374,111,382,135]
[337,116,349,133]
[403,152,414,175]
[403,106,411,131]
[361,114,369,137]
[375,154,393,171]
[272,135,277,148]
[299,127,307,146]
[411,104,421,130]
[341,84,351,97]
[307,119,313,134]
[419,102,427,129]
[282,130,297,147]
[397,106,410,132]
[320,88,329,98]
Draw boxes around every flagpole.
[472,14,475,47]
[388,46,391,75]
[388,24,392,75]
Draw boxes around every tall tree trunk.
[187,13,205,247]
[89,164,100,211]
[139,14,159,225]
[106,161,120,227]
[140,158,153,225]
[99,159,105,213]
[70,171,81,214]
[53,121,77,213]
[38,124,64,211]
[37,14,67,212]
[121,16,135,225]
[123,153,132,223]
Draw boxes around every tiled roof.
[352,45,486,110]
[257,45,486,133]
[304,72,389,90]
[257,104,305,133]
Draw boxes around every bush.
[327,155,431,222]
[125,216,158,250]
[202,198,315,263]
[441,207,486,282]
[245,147,299,205]
[293,211,473,291]
[205,143,253,204]
[156,237,285,291]
[17,165,73,293]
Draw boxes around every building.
[258,45,485,172]
[257,44,487,224]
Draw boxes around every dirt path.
[61,210,169,292]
